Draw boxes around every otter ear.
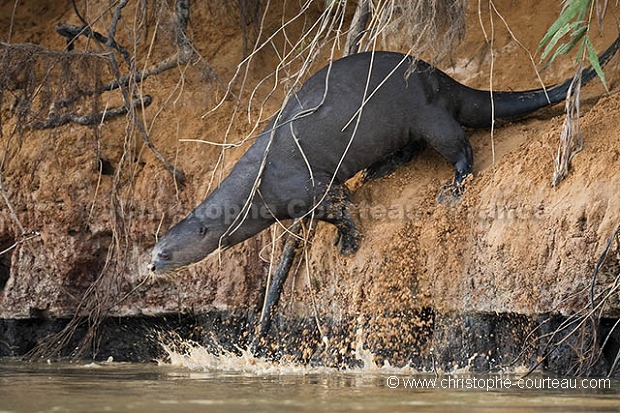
[198,226,208,236]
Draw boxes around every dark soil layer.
[1,311,619,376]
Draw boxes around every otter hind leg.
[420,109,473,204]
[362,140,426,182]
[316,184,361,256]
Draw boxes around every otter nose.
[148,251,171,273]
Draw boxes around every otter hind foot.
[437,182,465,205]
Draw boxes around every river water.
[1,342,619,413]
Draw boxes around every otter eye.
[198,226,208,236]
[157,251,171,261]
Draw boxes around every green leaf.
[585,36,608,91]
[540,20,585,64]
[538,0,589,50]
[541,25,587,69]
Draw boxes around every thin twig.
[105,0,185,183]
[28,95,152,129]
[0,231,40,256]
[55,23,130,62]
[552,65,583,187]
[589,223,620,307]
[0,173,26,234]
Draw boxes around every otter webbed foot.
[438,165,471,205]
[437,182,465,205]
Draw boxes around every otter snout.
[147,250,172,274]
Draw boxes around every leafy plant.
[538,0,608,90]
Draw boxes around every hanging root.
[44,0,214,182]
[250,219,304,353]
[28,95,152,129]
[356,0,467,62]
[344,0,370,55]
[16,0,218,360]
[552,64,583,187]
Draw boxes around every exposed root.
[251,219,304,353]
[13,0,210,360]
[552,65,584,187]
[28,95,152,129]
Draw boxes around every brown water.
[1,355,620,413]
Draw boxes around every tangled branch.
[23,0,219,360]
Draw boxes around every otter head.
[147,212,225,275]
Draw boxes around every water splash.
[158,329,530,376]
[352,328,380,370]
[157,328,426,376]
[159,339,316,375]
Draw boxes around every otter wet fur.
[149,36,620,275]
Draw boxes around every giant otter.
[149,37,620,274]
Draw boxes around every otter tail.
[456,32,620,128]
